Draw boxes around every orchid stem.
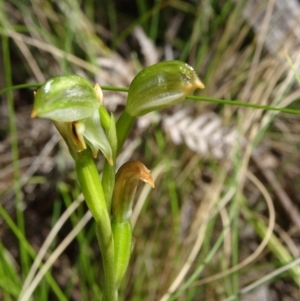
[74,149,116,301]
[116,111,135,155]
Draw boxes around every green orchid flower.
[111,161,154,288]
[125,60,205,117]
[116,60,205,153]
[31,75,113,164]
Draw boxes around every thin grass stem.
[1,83,300,116]
[1,3,28,278]
[0,205,67,301]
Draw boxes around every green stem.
[186,95,300,115]
[102,114,117,211]
[74,149,116,301]
[115,111,136,155]
[96,223,117,301]
[74,149,106,221]
[102,161,116,212]
[2,83,300,116]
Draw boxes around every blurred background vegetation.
[1,0,300,300]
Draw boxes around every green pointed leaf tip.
[32,75,100,122]
[125,60,205,117]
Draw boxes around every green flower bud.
[125,60,204,117]
[31,75,113,164]
[111,161,154,288]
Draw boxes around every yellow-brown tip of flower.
[196,78,205,89]
[141,171,155,188]
[94,83,103,104]
[107,156,114,166]
[116,161,155,188]
[72,121,87,151]
[31,109,37,118]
